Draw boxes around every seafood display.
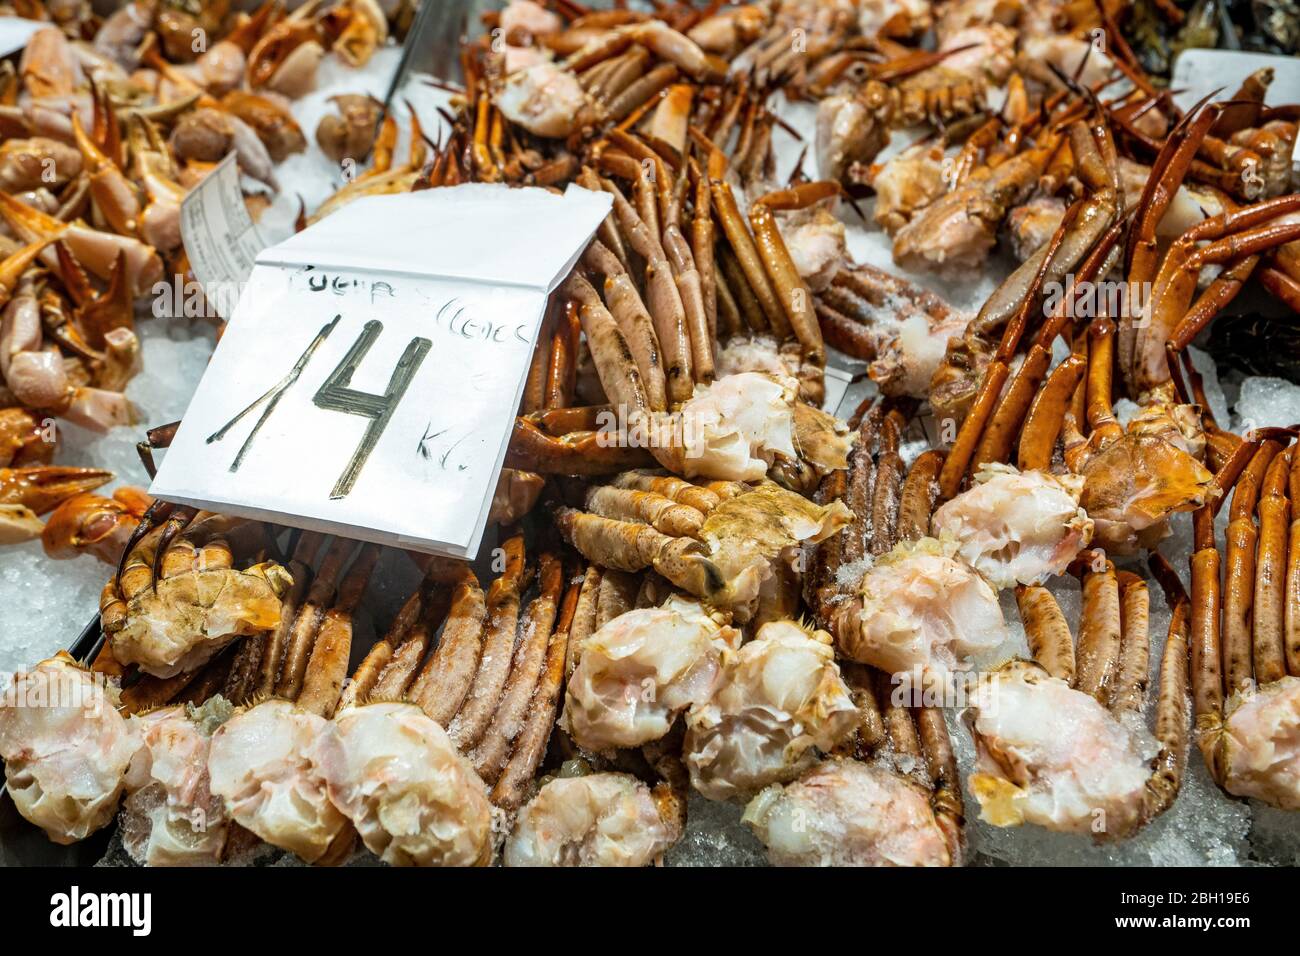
[3,0,1300,871]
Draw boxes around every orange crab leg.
[1253,447,1293,685]
[1222,438,1283,695]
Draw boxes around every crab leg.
[583,239,668,411]
[223,530,323,703]
[1110,573,1151,715]
[585,485,706,536]
[1222,439,1282,694]
[915,702,964,865]
[297,545,379,718]
[600,179,693,404]
[471,553,564,784]
[898,450,944,543]
[555,507,724,598]
[938,204,1076,497]
[706,152,788,335]
[610,470,722,513]
[447,536,529,751]
[491,567,579,808]
[1073,553,1122,705]
[275,536,353,700]
[1253,447,1293,686]
[843,405,881,566]
[716,244,768,333]
[1146,552,1193,818]
[368,596,445,701]
[564,565,602,679]
[1016,584,1076,682]
[563,271,651,415]
[1015,353,1088,472]
[337,580,429,710]
[409,567,487,725]
[870,411,904,556]
[595,567,639,628]
[749,196,825,368]
[974,211,1123,470]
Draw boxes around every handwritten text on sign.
[151,185,613,557]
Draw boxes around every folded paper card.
[151,183,613,558]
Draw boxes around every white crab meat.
[743,760,950,866]
[1219,677,1300,810]
[966,663,1153,835]
[495,62,589,138]
[206,699,347,863]
[931,464,1093,588]
[562,596,738,751]
[500,0,562,40]
[836,538,1008,678]
[120,699,230,866]
[672,372,800,481]
[871,140,945,235]
[504,772,679,867]
[780,208,846,292]
[0,654,140,844]
[317,702,495,867]
[714,335,797,380]
[684,621,857,801]
[816,93,889,186]
[938,24,1016,83]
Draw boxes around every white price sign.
[152,184,612,558]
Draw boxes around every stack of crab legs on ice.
[2,0,1300,868]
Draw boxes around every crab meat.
[871,140,945,236]
[684,621,857,801]
[207,699,348,863]
[504,772,680,867]
[495,62,591,138]
[937,24,1016,84]
[743,760,951,866]
[835,538,1008,678]
[816,92,889,187]
[500,0,563,40]
[780,208,847,293]
[666,372,800,481]
[120,699,231,866]
[966,663,1154,836]
[0,654,140,844]
[562,596,738,751]
[931,464,1093,588]
[1016,35,1115,90]
[1218,677,1300,810]
[317,702,496,866]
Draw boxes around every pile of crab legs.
[0,0,430,550]
[3,0,1300,866]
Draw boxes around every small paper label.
[153,184,612,559]
[179,153,266,315]
[0,16,43,59]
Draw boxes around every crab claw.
[0,230,65,309]
[0,190,161,295]
[0,503,43,543]
[42,487,151,563]
[71,111,141,237]
[0,465,113,515]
